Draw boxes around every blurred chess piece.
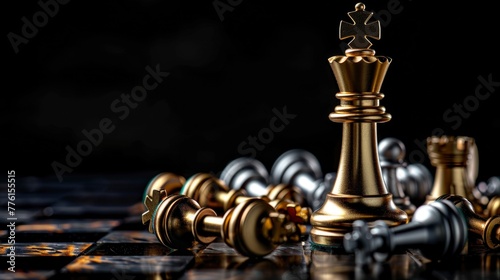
[269,149,336,210]
[397,163,433,207]
[379,137,416,217]
[144,190,304,257]
[310,3,408,248]
[424,136,483,214]
[473,176,500,212]
[220,157,306,207]
[343,199,468,266]
[180,173,311,229]
[437,194,500,250]
[487,196,500,216]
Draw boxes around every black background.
[3,0,500,185]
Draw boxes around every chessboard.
[1,172,499,280]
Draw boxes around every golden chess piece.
[145,190,304,257]
[487,196,500,216]
[180,172,255,214]
[437,194,500,250]
[141,172,186,232]
[180,173,311,230]
[310,2,408,248]
[143,172,186,203]
[424,136,483,214]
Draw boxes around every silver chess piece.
[397,163,433,207]
[343,199,468,266]
[270,149,335,210]
[220,157,306,206]
[473,176,500,207]
[379,137,416,217]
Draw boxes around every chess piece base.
[310,193,408,247]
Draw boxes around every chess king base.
[310,193,405,246]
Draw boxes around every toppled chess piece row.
[141,149,330,257]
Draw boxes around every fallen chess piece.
[270,149,336,210]
[220,157,306,207]
[487,196,500,216]
[180,172,311,228]
[141,172,186,232]
[144,190,305,258]
[437,194,500,250]
[142,172,186,204]
[343,199,468,266]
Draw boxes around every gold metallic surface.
[468,142,480,186]
[181,173,253,214]
[153,194,218,248]
[142,172,186,232]
[266,183,306,206]
[181,173,312,229]
[222,198,278,257]
[146,192,306,257]
[487,196,500,216]
[142,187,163,233]
[310,3,407,247]
[439,194,500,250]
[425,136,483,214]
[142,172,186,233]
[143,172,186,203]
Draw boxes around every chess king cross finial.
[340,3,381,49]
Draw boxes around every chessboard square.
[0,220,120,243]
[96,230,159,243]
[0,270,55,280]
[184,258,290,280]
[269,242,305,256]
[15,219,121,233]
[57,191,139,205]
[38,205,133,219]
[0,231,108,243]
[0,243,92,271]
[199,242,240,256]
[0,242,92,257]
[61,255,194,275]
[0,210,39,222]
[82,242,174,256]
